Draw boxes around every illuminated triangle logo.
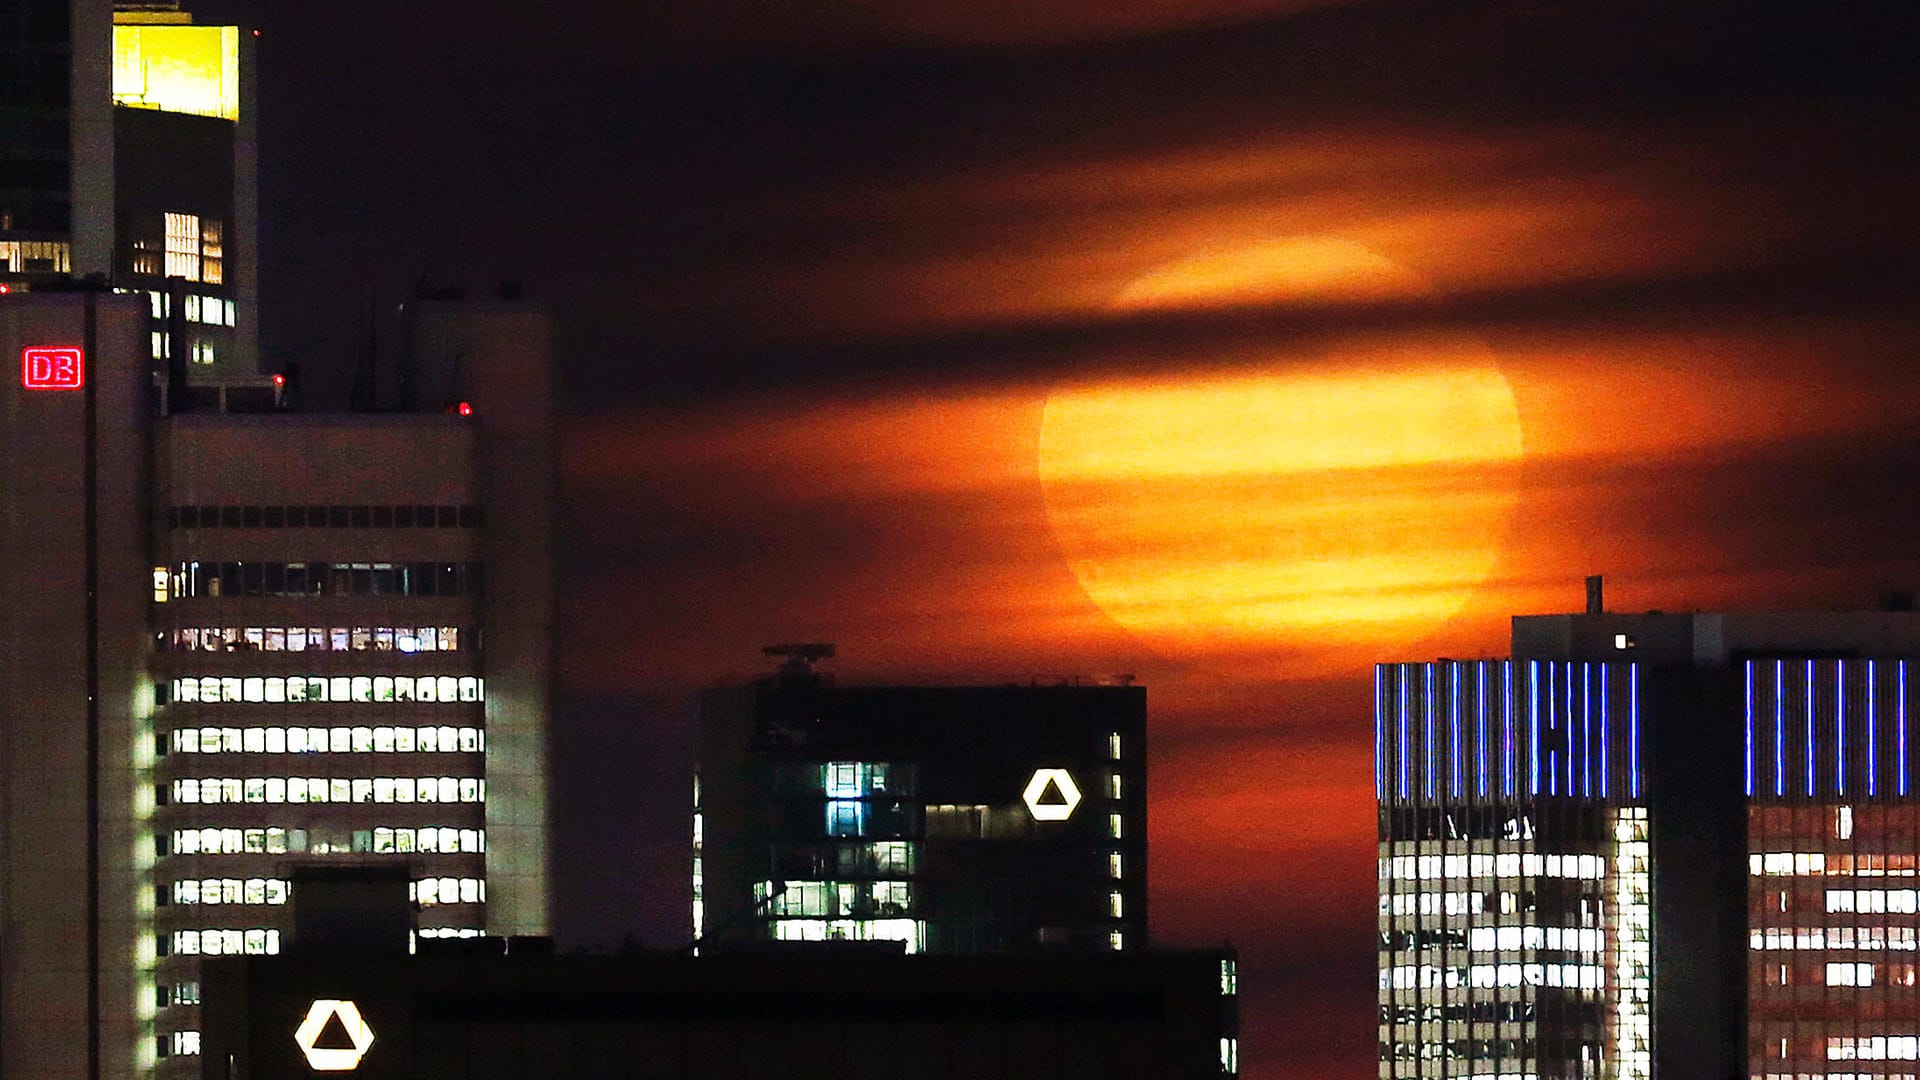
[1022,768,1082,821]
[294,999,375,1071]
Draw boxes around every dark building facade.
[696,657,1147,955]
[198,944,1238,1080]
[1376,605,1920,1080]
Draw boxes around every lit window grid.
[1376,660,1647,1079]
[168,725,483,755]
[165,825,484,856]
[1750,800,1920,1076]
[168,674,482,704]
[1743,659,1920,1078]
[166,776,482,805]
[163,625,463,652]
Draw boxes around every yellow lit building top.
[112,23,239,121]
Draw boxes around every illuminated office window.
[164,213,201,281]
[200,220,223,284]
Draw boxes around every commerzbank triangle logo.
[1023,768,1081,821]
[294,999,375,1071]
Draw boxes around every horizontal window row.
[1750,851,1920,877]
[1379,1002,1537,1025]
[146,290,235,326]
[163,876,484,907]
[165,776,483,805]
[764,880,913,919]
[1752,926,1920,950]
[1831,1037,1920,1061]
[1380,1038,1546,1062]
[1380,926,1606,954]
[1382,891,1499,916]
[166,675,482,705]
[169,725,483,755]
[169,504,480,530]
[161,561,482,601]
[419,928,485,939]
[162,826,484,856]
[162,928,278,957]
[1381,852,1607,882]
[1830,890,1920,914]
[1380,962,1606,990]
[159,1030,199,1058]
[166,626,465,654]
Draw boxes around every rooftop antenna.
[762,643,834,680]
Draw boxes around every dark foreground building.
[198,943,1239,1080]
[696,649,1147,954]
[1376,591,1920,1080]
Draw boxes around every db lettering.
[21,347,84,390]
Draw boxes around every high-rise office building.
[696,650,1147,955]
[0,290,554,1080]
[1376,597,1920,1080]
[3,1,258,379]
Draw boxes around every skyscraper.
[0,290,554,1080]
[1376,601,1920,1080]
[3,1,258,379]
[696,650,1146,955]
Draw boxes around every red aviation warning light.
[21,346,84,389]
[456,401,472,417]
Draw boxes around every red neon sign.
[22,347,84,390]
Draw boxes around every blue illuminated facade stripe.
[1598,665,1610,798]
[1450,663,1462,798]
[1476,662,1489,798]
[1744,662,1755,798]
[1423,666,1435,800]
[1628,663,1640,799]
[1373,666,1384,801]
[1397,666,1410,800]
[1503,661,1514,797]
[1774,660,1786,797]
[1901,661,1909,798]
[1869,660,1878,797]
[1805,659,1816,798]
[1528,660,1540,797]
[1563,662,1574,798]
[1837,659,1847,797]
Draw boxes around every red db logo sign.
[22,347,84,390]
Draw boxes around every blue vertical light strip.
[1599,664,1610,799]
[1629,663,1641,799]
[1744,662,1755,798]
[1503,661,1515,798]
[1580,663,1592,798]
[1450,663,1462,798]
[1373,666,1384,801]
[1477,663,1489,797]
[1806,659,1817,798]
[1837,659,1847,797]
[1529,660,1541,796]
[1564,662,1575,797]
[1868,660,1878,798]
[1424,665,1436,800]
[1397,666,1411,800]
[1900,661,1909,798]
[1774,659,1785,798]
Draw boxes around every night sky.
[190,2,1920,1076]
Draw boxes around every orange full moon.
[1037,238,1526,676]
